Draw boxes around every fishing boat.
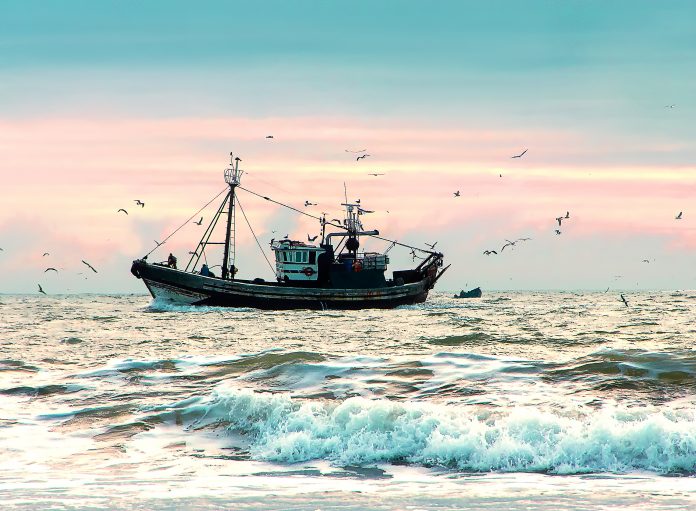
[130,154,449,309]
[454,287,482,298]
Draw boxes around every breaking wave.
[172,388,696,475]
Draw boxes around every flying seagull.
[81,260,98,273]
[304,200,317,207]
[368,173,384,176]
[356,154,370,161]
[511,149,528,159]
[555,229,562,235]
[565,211,570,219]
[501,239,518,251]
[345,149,366,153]
[556,216,563,227]
[675,211,683,220]
[516,237,532,242]
[193,217,203,225]
[38,284,46,295]
[453,191,460,197]
[425,241,438,249]
[42,252,50,257]
[307,234,318,242]
[134,200,145,207]
[153,240,164,247]
[266,135,274,139]
[664,105,675,108]
[44,267,58,273]
[117,209,128,215]
[620,294,629,307]
[642,259,650,263]
[483,250,498,255]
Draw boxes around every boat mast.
[222,153,243,280]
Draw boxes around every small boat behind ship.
[131,154,449,309]
[454,287,482,299]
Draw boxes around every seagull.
[664,105,675,108]
[345,149,366,153]
[620,294,629,307]
[266,135,274,139]
[307,234,318,242]
[42,252,50,257]
[501,239,517,251]
[356,154,370,161]
[38,284,46,295]
[153,240,164,247]
[564,211,570,219]
[516,237,532,242]
[368,173,384,176]
[675,211,683,220]
[117,209,128,215]
[605,287,610,293]
[81,260,98,273]
[453,191,460,197]
[554,229,562,235]
[641,259,650,263]
[511,149,528,159]
[44,267,58,273]
[304,201,317,207]
[193,217,203,225]
[188,251,197,255]
[483,250,498,255]
[425,242,437,249]
[134,200,145,207]
[556,216,563,226]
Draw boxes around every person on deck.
[200,264,210,276]
[167,253,178,269]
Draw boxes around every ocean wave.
[546,349,696,388]
[187,388,696,475]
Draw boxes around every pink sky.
[1,115,694,292]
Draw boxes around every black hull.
[131,260,436,310]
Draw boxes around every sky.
[1,0,695,293]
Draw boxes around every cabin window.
[295,251,303,263]
[283,251,289,262]
[309,252,316,264]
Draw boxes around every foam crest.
[203,388,696,474]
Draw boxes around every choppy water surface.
[1,291,696,510]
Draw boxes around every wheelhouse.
[272,240,323,281]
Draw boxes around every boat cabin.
[272,240,323,282]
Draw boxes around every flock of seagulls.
[8,129,686,300]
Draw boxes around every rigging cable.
[144,187,229,258]
[237,185,438,255]
[235,193,276,276]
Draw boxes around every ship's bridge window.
[282,251,289,262]
[309,252,316,264]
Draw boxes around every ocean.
[1,291,695,510]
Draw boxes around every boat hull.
[131,260,433,310]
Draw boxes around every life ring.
[302,267,315,277]
[352,260,362,272]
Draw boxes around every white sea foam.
[202,388,696,474]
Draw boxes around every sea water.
[1,292,695,510]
